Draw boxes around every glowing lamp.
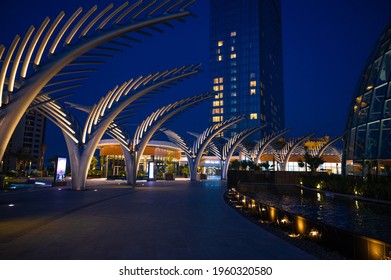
[309,228,320,238]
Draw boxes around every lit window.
[217,49,220,54]
[250,113,258,120]
[231,92,237,97]
[214,93,223,99]
[213,116,222,122]
[231,31,236,37]
[213,86,219,91]
[231,46,235,51]
[218,40,223,46]
[219,77,223,83]
[213,100,223,107]
[219,85,224,91]
[230,53,236,59]
[250,89,256,95]
[212,108,224,114]
[218,55,222,61]
[250,80,257,87]
[214,78,219,84]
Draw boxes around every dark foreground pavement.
[0,179,316,259]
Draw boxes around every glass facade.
[344,20,391,175]
[209,0,284,139]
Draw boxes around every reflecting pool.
[252,185,391,244]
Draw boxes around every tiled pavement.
[0,179,316,260]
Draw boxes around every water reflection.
[254,185,391,243]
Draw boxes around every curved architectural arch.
[189,116,245,180]
[221,126,264,180]
[162,116,245,180]
[123,91,216,185]
[251,129,290,163]
[0,1,196,161]
[318,135,343,157]
[282,134,313,171]
[35,65,200,189]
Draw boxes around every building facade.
[97,137,342,179]
[209,0,284,139]
[344,20,391,176]
[98,140,185,179]
[2,110,46,174]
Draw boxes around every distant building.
[344,20,391,176]
[2,110,46,173]
[98,140,184,178]
[209,0,285,139]
[98,137,342,178]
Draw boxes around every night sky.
[1,0,391,161]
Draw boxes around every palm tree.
[247,160,260,171]
[299,152,324,173]
[240,160,249,170]
[229,159,241,170]
[90,156,98,170]
[11,147,33,173]
[260,161,271,171]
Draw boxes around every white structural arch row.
[35,65,200,189]
[161,115,246,181]
[122,91,216,185]
[250,129,290,163]
[220,126,265,180]
[0,0,197,162]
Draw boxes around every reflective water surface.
[253,185,391,244]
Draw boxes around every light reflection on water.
[253,185,391,244]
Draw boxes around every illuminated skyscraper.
[209,0,284,139]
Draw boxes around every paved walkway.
[0,179,316,260]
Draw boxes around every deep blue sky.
[1,0,391,160]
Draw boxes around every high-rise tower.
[209,0,284,140]
[2,110,46,173]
